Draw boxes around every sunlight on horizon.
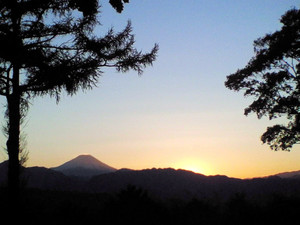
[175,159,211,175]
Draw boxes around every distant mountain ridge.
[88,168,300,200]
[51,154,117,178]
[272,170,300,179]
[1,156,300,201]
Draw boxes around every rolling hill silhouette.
[88,168,300,200]
[272,170,300,179]
[0,161,83,191]
[1,156,300,201]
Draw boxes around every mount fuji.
[51,154,117,178]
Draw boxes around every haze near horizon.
[0,0,299,179]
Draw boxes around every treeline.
[1,186,299,225]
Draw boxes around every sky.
[1,0,300,179]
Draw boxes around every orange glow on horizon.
[181,166,204,174]
[175,158,211,175]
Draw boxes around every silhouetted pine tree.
[0,0,158,203]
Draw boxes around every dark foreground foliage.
[225,8,300,151]
[1,186,300,225]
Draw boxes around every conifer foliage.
[0,0,158,198]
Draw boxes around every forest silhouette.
[1,185,300,225]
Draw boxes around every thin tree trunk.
[7,0,22,202]
[6,67,21,202]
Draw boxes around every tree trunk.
[6,0,22,206]
[6,94,21,200]
[6,64,21,202]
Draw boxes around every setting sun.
[182,166,203,174]
[175,159,210,175]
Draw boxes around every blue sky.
[1,0,300,178]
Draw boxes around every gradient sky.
[1,0,300,178]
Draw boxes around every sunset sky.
[1,0,300,179]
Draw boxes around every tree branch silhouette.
[0,0,158,204]
[225,8,300,151]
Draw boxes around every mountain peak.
[51,154,116,177]
[77,154,93,158]
[74,154,98,163]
